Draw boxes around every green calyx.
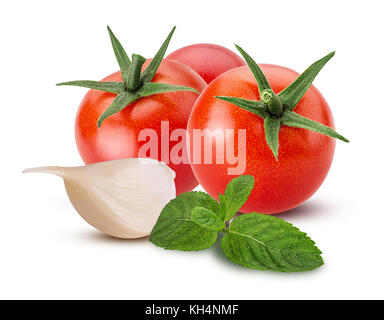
[57,26,198,128]
[216,45,349,160]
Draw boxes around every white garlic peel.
[23,158,176,239]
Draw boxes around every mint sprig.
[150,175,324,273]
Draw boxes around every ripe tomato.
[76,59,206,195]
[167,44,245,84]
[187,64,336,214]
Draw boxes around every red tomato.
[187,64,336,214]
[167,44,245,84]
[76,59,206,195]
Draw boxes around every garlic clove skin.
[23,158,176,239]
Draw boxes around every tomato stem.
[261,89,283,116]
[127,54,146,92]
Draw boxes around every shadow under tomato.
[274,200,334,220]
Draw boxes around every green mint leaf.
[150,192,220,251]
[221,213,324,272]
[218,193,227,220]
[223,175,255,221]
[191,207,225,232]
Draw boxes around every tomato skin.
[187,64,336,214]
[75,59,207,195]
[167,44,245,84]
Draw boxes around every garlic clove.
[23,158,176,239]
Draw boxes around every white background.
[1,0,383,300]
